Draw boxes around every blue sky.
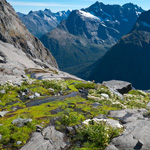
[8,0,150,14]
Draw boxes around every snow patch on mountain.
[136,11,141,16]
[44,15,51,21]
[79,10,100,20]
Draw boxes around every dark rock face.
[89,10,150,90]
[0,0,58,68]
[102,80,132,94]
[40,2,144,77]
[18,9,71,38]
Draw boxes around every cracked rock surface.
[106,109,150,150]
[108,109,148,123]
[21,126,69,150]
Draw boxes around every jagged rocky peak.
[28,10,34,14]
[122,2,143,11]
[18,8,71,38]
[83,1,144,20]
[44,8,52,12]
[59,9,100,37]
[0,0,57,68]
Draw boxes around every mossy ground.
[0,79,150,149]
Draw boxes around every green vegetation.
[0,79,150,149]
[75,82,96,89]
[60,111,85,126]
[75,122,122,149]
[88,85,150,109]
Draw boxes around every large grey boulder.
[102,80,132,95]
[21,126,69,150]
[105,145,119,150]
[106,120,150,150]
[108,109,148,123]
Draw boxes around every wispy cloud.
[9,1,79,7]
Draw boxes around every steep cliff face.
[89,10,150,89]
[0,0,58,68]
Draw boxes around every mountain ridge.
[40,1,144,77]
[89,9,150,89]
[17,9,71,38]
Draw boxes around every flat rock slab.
[21,126,69,150]
[102,80,132,94]
[105,120,150,150]
[108,109,148,123]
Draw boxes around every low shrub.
[76,121,121,149]
[128,90,147,97]
[60,111,85,126]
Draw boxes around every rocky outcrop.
[108,109,148,123]
[89,10,150,89]
[0,40,81,84]
[102,80,132,94]
[106,109,150,150]
[21,126,69,150]
[40,2,144,77]
[0,0,57,68]
[18,9,71,38]
[0,41,40,84]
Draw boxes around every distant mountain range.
[39,2,144,77]
[89,10,150,89]
[17,9,71,38]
